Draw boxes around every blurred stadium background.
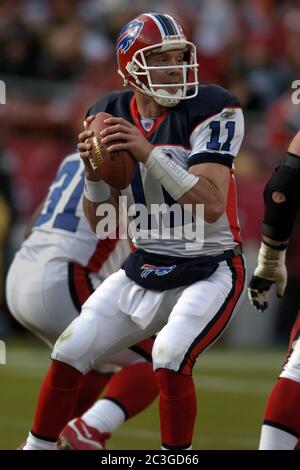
[0,0,299,450]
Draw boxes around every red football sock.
[71,371,110,418]
[264,377,300,437]
[155,368,196,449]
[32,360,83,440]
[103,362,159,419]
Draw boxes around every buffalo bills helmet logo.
[116,19,144,54]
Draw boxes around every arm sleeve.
[188,104,244,169]
[262,153,300,240]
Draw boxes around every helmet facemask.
[120,40,199,107]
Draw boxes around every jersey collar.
[130,95,167,138]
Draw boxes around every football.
[87,112,136,189]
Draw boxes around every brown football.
[87,112,136,189]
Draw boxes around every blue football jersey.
[88,86,244,257]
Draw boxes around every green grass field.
[0,335,285,450]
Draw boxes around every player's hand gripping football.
[78,115,100,181]
[248,242,287,312]
[100,117,154,163]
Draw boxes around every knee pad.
[52,313,100,373]
[152,335,185,372]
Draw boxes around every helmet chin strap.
[153,88,183,107]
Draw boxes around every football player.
[6,151,158,450]
[248,130,300,450]
[24,12,246,450]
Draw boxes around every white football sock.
[82,398,126,434]
[23,432,57,450]
[259,424,298,450]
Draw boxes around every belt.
[214,245,243,263]
[133,245,243,266]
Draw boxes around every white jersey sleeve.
[188,107,244,169]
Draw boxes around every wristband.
[84,178,111,203]
[145,147,199,200]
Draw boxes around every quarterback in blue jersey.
[24,13,246,450]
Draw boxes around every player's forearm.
[262,133,300,241]
[179,177,226,223]
[83,196,99,232]
[83,177,119,234]
[144,147,227,223]
[83,194,118,234]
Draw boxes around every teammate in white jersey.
[6,152,158,450]
[24,13,246,450]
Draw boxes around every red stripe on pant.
[180,256,246,376]
[68,263,94,312]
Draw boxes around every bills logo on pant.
[140,264,177,278]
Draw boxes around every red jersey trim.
[130,95,168,138]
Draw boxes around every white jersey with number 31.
[21,152,131,280]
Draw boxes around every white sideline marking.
[194,350,284,370]
[4,364,275,395]
[5,347,279,395]
[194,375,274,395]
[5,348,284,371]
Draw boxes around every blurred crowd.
[0,0,300,339]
